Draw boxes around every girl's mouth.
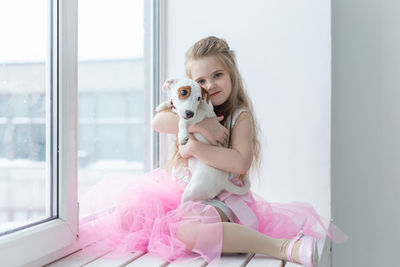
[210,91,220,97]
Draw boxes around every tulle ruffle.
[78,168,346,265]
[79,169,223,265]
[248,192,347,243]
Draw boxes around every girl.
[80,36,346,266]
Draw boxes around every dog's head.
[162,78,210,120]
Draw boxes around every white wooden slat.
[284,262,302,267]
[84,251,145,267]
[46,237,327,266]
[246,255,283,267]
[124,253,168,267]
[317,238,324,260]
[318,236,331,267]
[168,257,207,267]
[46,243,109,267]
[216,253,254,267]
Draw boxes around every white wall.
[332,1,400,266]
[163,0,331,218]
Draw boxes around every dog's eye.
[197,96,201,101]
[180,90,187,96]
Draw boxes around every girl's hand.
[179,134,198,159]
[190,116,229,146]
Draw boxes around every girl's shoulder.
[231,108,251,128]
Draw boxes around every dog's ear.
[201,87,211,103]
[161,78,178,92]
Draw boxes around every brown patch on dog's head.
[201,87,210,103]
[177,86,191,99]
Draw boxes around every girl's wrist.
[190,138,201,157]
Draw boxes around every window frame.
[151,0,167,169]
[0,0,79,265]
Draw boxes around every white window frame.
[0,0,79,266]
[151,0,168,168]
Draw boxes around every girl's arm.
[179,112,254,175]
[151,111,229,145]
[151,110,180,134]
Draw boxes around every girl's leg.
[220,221,301,262]
[177,207,302,263]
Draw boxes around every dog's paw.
[155,101,172,113]
[178,131,189,146]
[179,135,189,145]
[180,137,189,145]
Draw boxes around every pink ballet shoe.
[286,231,318,267]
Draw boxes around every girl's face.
[190,56,232,106]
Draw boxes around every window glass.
[0,125,5,158]
[30,94,46,117]
[0,0,51,234]
[78,0,147,209]
[97,125,127,160]
[128,91,145,118]
[0,95,8,116]
[13,124,46,161]
[13,95,31,117]
[129,123,145,162]
[78,125,97,165]
[79,93,96,118]
[98,93,126,118]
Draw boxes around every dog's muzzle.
[184,110,194,120]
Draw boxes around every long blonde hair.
[169,36,262,176]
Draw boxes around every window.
[0,1,51,233]
[0,0,78,265]
[0,0,158,264]
[77,0,153,212]
[1,0,159,265]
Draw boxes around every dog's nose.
[185,110,194,119]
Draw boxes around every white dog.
[156,78,251,203]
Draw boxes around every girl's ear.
[161,78,177,92]
[201,87,211,103]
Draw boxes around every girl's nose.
[207,80,216,90]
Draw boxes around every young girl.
[80,36,346,266]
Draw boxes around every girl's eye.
[197,80,205,85]
[181,90,187,96]
[197,96,201,101]
[215,72,223,78]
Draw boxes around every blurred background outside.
[0,0,147,233]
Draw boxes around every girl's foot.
[286,231,318,267]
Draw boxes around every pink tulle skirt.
[79,168,346,265]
